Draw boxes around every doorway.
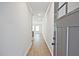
[32,24,42,34]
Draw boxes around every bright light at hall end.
[38,13,41,16]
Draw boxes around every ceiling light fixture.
[38,13,41,16]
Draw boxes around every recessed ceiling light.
[38,13,41,16]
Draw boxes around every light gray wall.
[0,2,32,56]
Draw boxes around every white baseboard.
[42,33,53,56]
[24,41,32,56]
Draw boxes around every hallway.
[0,2,53,56]
[27,33,51,56]
[0,2,79,56]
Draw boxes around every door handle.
[52,43,55,45]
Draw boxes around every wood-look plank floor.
[27,33,51,56]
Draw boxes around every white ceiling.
[29,2,50,16]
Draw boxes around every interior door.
[55,27,67,56]
[67,26,79,56]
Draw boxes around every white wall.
[42,3,54,55]
[0,3,32,56]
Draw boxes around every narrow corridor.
[27,33,51,56]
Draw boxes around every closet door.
[67,26,79,56]
[56,27,67,56]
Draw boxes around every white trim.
[55,27,58,56]
[66,27,69,56]
[24,41,32,56]
[42,32,53,56]
[44,2,52,17]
